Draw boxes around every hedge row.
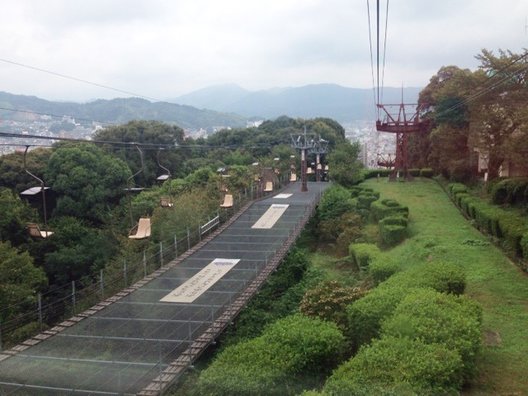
[347,261,466,347]
[370,198,409,222]
[196,314,345,395]
[348,243,380,270]
[360,168,434,181]
[447,182,528,263]
[326,289,481,395]
[323,263,480,395]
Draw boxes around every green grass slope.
[362,178,528,395]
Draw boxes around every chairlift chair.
[129,217,151,240]
[264,181,273,192]
[290,173,297,182]
[27,223,53,239]
[220,194,234,208]
[160,196,173,208]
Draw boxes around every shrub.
[323,336,464,396]
[384,261,466,295]
[357,193,379,209]
[370,200,409,222]
[379,216,408,228]
[300,281,366,329]
[420,168,434,178]
[197,314,345,395]
[379,223,407,247]
[346,284,410,347]
[361,168,392,180]
[522,232,528,260]
[408,168,421,177]
[382,288,482,379]
[349,243,381,269]
[497,213,528,256]
[448,183,468,198]
[491,178,528,206]
[369,259,400,285]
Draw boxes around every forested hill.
[0,91,246,129]
[174,83,421,122]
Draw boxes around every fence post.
[123,260,128,286]
[37,293,43,330]
[159,242,163,267]
[100,269,104,299]
[174,235,178,257]
[198,224,202,241]
[72,281,76,315]
[187,228,191,250]
[143,250,147,277]
[0,319,2,351]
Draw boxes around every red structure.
[376,103,424,180]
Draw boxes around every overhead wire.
[381,0,389,104]
[366,0,377,115]
[0,57,161,103]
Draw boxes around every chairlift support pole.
[23,145,49,229]
[127,144,145,227]
[291,126,316,192]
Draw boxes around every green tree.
[0,188,35,245]
[0,148,52,192]
[45,143,131,224]
[327,142,363,187]
[94,120,187,182]
[468,49,528,179]
[44,217,118,284]
[0,241,47,323]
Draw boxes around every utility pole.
[291,126,316,192]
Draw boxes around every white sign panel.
[160,258,239,303]
[274,193,292,199]
[251,204,289,229]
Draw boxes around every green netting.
[0,182,328,395]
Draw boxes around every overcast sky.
[0,0,527,102]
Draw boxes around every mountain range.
[0,83,422,130]
[0,92,246,130]
[173,83,421,122]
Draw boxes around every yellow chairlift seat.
[290,173,297,182]
[325,165,329,171]
[220,194,234,208]
[264,181,273,192]
[27,223,53,239]
[160,196,173,208]
[129,217,151,240]
[307,167,314,175]
[317,163,323,170]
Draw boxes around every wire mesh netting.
[0,182,329,395]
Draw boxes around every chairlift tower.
[376,103,424,180]
[291,127,316,192]
[309,136,329,182]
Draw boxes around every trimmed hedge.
[385,261,466,295]
[370,200,409,222]
[347,262,466,347]
[379,223,407,247]
[369,259,400,285]
[420,168,434,178]
[346,284,410,346]
[196,314,345,395]
[447,182,528,261]
[323,336,463,396]
[382,288,482,379]
[349,243,381,269]
[357,193,379,209]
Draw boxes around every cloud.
[0,0,526,101]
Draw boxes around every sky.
[0,0,527,102]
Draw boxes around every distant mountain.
[0,92,246,129]
[173,83,422,122]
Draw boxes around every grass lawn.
[362,178,528,395]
